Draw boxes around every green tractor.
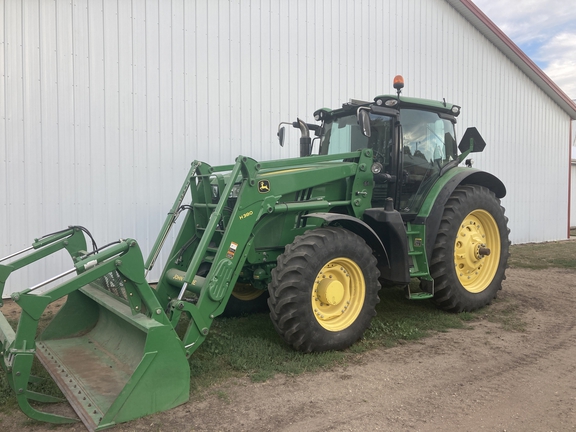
[0,77,509,430]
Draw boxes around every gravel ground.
[1,267,575,432]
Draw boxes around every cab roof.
[313,95,461,122]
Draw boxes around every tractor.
[0,76,509,430]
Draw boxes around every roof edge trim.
[446,0,576,119]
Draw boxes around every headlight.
[229,183,242,198]
[212,183,242,199]
[371,162,383,174]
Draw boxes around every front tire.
[430,185,510,312]
[268,227,381,352]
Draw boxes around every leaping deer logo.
[258,180,271,193]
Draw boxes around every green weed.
[215,390,230,403]
[474,297,527,332]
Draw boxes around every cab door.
[366,114,397,208]
[397,109,458,215]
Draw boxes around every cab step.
[406,291,434,300]
[404,281,434,300]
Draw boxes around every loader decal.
[258,179,271,193]
[226,242,238,259]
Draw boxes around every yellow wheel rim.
[231,283,263,301]
[454,210,501,293]
[311,258,366,332]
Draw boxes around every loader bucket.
[1,239,190,431]
[38,287,189,430]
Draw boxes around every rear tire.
[430,185,510,312]
[268,227,380,352]
[197,263,269,317]
[222,283,269,317]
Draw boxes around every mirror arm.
[457,139,474,163]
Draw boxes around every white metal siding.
[0,0,572,295]
[572,161,576,228]
[572,122,576,228]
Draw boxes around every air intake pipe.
[296,118,311,157]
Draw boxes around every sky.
[472,0,576,102]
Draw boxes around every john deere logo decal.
[258,180,271,193]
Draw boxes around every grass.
[1,239,575,413]
[508,240,576,269]
[487,302,526,332]
[186,282,472,393]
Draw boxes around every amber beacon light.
[393,75,404,95]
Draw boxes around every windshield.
[319,113,394,158]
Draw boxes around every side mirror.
[277,126,286,147]
[357,108,371,138]
[458,127,486,154]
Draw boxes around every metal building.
[2,0,576,295]
[572,161,576,228]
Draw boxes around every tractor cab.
[279,76,484,218]
[316,88,461,216]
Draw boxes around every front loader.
[0,76,509,430]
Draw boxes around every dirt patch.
[2,267,576,431]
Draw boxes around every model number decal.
[239,210,254,220]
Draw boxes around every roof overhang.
[446,0,576,120]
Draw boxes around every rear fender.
[417,169,506,259]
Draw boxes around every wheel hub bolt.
[478,246,491,256]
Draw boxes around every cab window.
[399,109,457,212]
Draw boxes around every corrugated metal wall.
[572,124,576,228]
[572,161,576,228]
[1,0,572,295]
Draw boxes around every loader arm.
[164,156,303,356]
[0,227,88,304]
[155,152,374,357]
